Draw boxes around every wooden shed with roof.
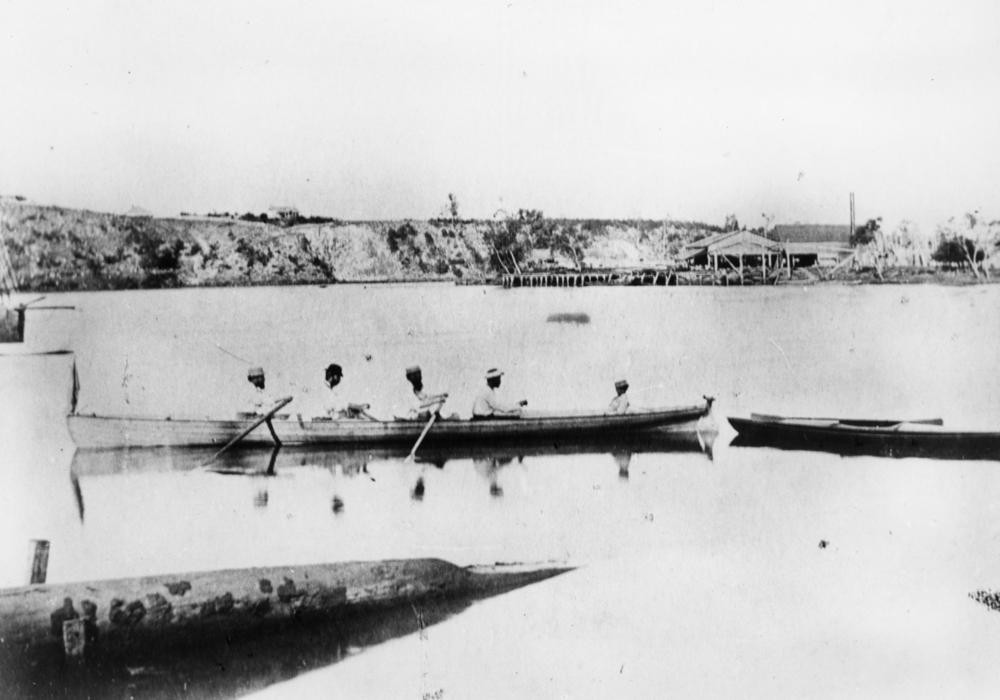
[680,230,785,276]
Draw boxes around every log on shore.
[0,558,572,658]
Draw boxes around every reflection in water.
[728,432,1000,461]
[254,489,269,508]
[69,432,716,516]
[613,451,633,480]
[70,432,713,477]
[71,472,85,522]
[0,595,480,700]
[474,456,517,498]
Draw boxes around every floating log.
[0,558,571,660]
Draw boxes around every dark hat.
[405,365,422,377]
[325,363,343,378]
[615,379,629,391]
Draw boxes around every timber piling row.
[500,268,793,288]
[502,270,676,288]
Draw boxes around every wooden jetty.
[501,269,677,288]
[498,266,794,288]
[0,558,572,660]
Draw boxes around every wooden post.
[15,305,26,342]
[739,254,744,285]
[29,539,50,584]
[762,252,767,280]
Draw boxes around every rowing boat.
[67,399,715,449]
[728,413,1000,460]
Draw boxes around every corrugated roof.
[683,230,742,250]
[772,224,851,243]
[681,230,782,258]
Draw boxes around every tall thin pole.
[850,192,855,242]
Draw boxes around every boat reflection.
[72,431,714,476]
[728,432,999,461]
[613,451,633,479]
[69,432,716,517]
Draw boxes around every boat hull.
[68,401,714,449]
[728,415,1000,460]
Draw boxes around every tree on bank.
[932,211,999,280]
[851,217,882,247]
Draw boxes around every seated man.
[239,366,286,419]
[402,365,450,420]
[607,379,630,415]
[471,368,527,420]
[316,363,377,420]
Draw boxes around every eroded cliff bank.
[0,200,716,291]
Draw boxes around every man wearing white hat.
[607,379,630,415]
[241,366,273,417]
[471,368,527,420]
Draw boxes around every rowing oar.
[201,396,293,467]
[405,396,449,463]
[405,413,437,463]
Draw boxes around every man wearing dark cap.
[607,379,630,414]
[320,363,375,420]
[403,365,449,420]
[471,368,527,419]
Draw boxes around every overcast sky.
[2,1,998,234]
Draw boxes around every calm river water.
[3,283,1000,698]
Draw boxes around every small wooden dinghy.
[728,413,1000,460]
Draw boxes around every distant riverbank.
[1,199,993,291]
[1,200,716,292]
